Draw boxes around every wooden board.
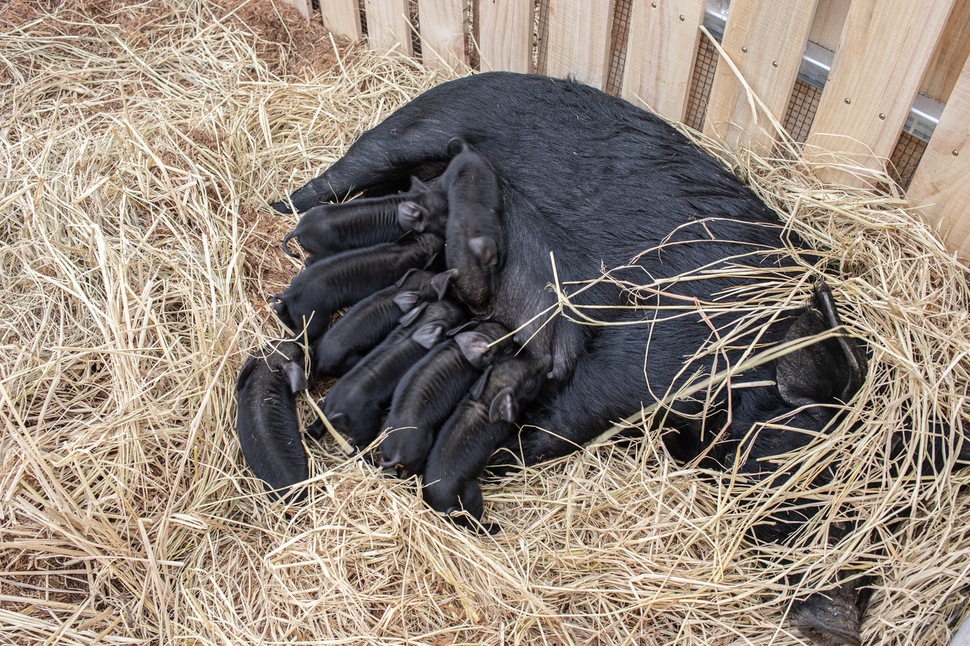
[321,0,362,40]
[417,0,466,69]
[907,53,970,261]
[703,0,818,153]
[620,0,706,122]
[287,0,310,19]
[806,0,955,186]
[920,0,970,103]
[808,0,849,52]
[478,0,533,73]
[542,1,614,89]
[364,0,413,56]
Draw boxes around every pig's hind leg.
[272,120,454,213]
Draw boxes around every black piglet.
[314,269,450,376]
[236,340,309,503]
[271,232,443,343]
[316,299,468,450]
[283,177,448,264]
[379,320,513,475]
[422,353,549,528]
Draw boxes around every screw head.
[878,113,886,120]
[741,46,748,53]
[953,150,960,157]
[844,98,851,105]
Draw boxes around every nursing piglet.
[314,269,448,376]
[422,354,549,528]
[438,140,505,313]
[283,178,448,264]
[317,299,468,449]
[271,232,442,343]
[380,320,513,475]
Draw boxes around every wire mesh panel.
[604,0,632,96]
[889,131,928,189]
[684,36,718,131]
[783,79,822,143]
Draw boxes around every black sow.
[271,72,961,645]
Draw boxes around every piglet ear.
[328,412,349,431]
[282,361,308,393]
[776,283,867,408]
[812,281,867,400]
[468,236,499,268]
[412,323,444,349]
[398,301,428,327]
[398,201,430,232]
[447,137,467,156]
[488,387,517,424]
[469,365,493,400]
[431,269,457,300]
[393,290,421,313]
[393,268,419,288]
[409,176,430,192]
[455,331,491,367]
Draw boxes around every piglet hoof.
[306,419,326,440]
[791,584,862,646]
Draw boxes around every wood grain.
[321,0,362,40]
[620,0,706,122]
[806,0,955,186]
[920,0,970,103]
[478,0,533,73]
[808,0,848,51]
[703,0,818,153]
[907,53,970,261]
[364,0,413,56]
[542,1,613,89]
[417,0,466,69]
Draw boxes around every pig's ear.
[447,137,466,156]
[398,201,430,232]
[455,331,491,367]
[306,419,325,439]
[393,290,421,313]
[412,323,444,349]
[776,283,867,408]
[431,269,457,300]
[468,236,499,268]
[399,301,428,327]
[469,365,493,400]
[393,267,419,288]
[409,176,430,192]
[283,361,308,393]
[488,387,517,424]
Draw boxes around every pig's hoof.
[792,585,862,646]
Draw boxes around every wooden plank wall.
[280,0,970,261]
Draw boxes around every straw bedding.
[1,1,968,643]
